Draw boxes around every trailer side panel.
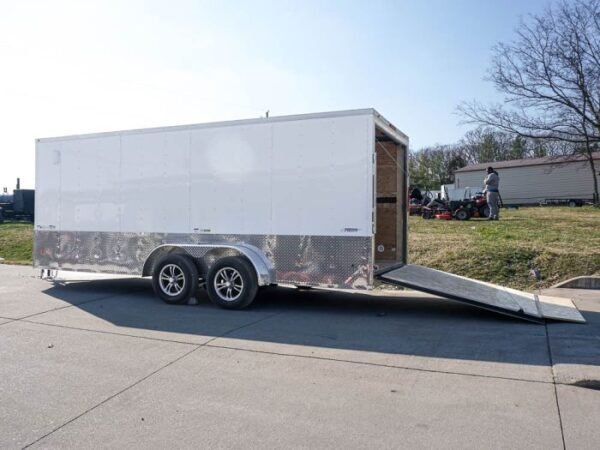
[34,112,376,289]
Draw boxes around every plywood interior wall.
[375,141,399,261]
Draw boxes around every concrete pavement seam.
[544,322,567,450]
[12,301,567,447]
[18,312,558,388]
[21,311,284,448]
[19,309,284,346]
[18,318,205,346]
[0,286,145,325]
[61,309,286,348]
[0,317,17,326]
[15,287,146,322]
[21,343,204,449]
[204,342,556,386]
[203,311,285,346]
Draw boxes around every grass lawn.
[0,221,33,265]
[409,206,600,290]
[1,206,598,290]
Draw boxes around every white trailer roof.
[36,108,409,147]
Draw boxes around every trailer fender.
[143,243,275,286]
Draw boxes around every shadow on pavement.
[40,277,600,368]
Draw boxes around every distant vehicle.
[541,198,585,207]
[0,178,34,223]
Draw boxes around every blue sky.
[0,0,551,188]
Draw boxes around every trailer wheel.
[152,254,199,304]
[207,256,258,309]
[455,208,470,221]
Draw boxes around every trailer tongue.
[376,264,585,323]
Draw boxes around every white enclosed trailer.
[35,109,408,307]
[34,109,584,322]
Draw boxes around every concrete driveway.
[1,264,599,449]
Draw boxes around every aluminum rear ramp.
[376,264,585,323]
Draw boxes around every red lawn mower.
[422,188,491,221]
[451,192,490,220]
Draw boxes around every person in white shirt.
[483,166,500,220]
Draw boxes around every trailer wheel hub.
[214,267,244,301]
[158,264,186,296]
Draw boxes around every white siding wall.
[455,160,599,204]
[36,113,374,237]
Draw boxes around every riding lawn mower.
[422,191,491,221]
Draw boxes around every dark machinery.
[451,192,491,220]
[422,191,491,221]
[408,187,436,216]
[0,178,35,223]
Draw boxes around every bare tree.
[459,0,600,203]
[454,127,559,164]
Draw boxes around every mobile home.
[454,153,600,205]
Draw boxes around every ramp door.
[376,264,585,323]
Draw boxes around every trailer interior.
[371,122,584,324]
[374,125,407,266]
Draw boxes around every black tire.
[568,200,577,208]
[455,208,470,221]
[480,205,490,218]
[152,254,199,304]
[207,256,258,309]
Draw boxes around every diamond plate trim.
[34,231,373,289]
